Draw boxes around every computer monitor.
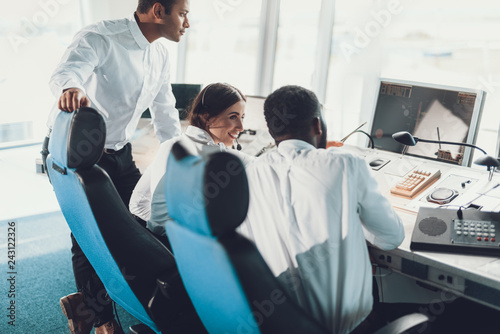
[369,79,486,166]
[236,95,276,156]
[243,95,267,130]
[172,83,202,120]
[141,83,202,119]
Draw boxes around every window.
[0,1,82,147]
[325,0,500,161]
[183,1,263,96]
[272,0,322,91]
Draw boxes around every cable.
[341,129,374,149]
[356,130,374,149]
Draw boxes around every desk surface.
[341,145,500,311]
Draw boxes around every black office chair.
[163,142,430,334]
[47,107,205,333]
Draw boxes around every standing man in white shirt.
[240,85,405,334]
[47,1,190,333]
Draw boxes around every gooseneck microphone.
[235,138,242,151]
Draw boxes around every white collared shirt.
[130,125,254,235]
[240,139,404,334]
[48,14,180,150]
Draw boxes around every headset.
[201,83,214,109]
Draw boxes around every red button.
[477,237,482,241]
[492,238,496,242]
[484,237,489,242]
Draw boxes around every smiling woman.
[189,82,246,147]
[129,82,253,238]
[206,100,245,147]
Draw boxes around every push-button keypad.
[452,220,498,245]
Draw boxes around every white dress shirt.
[240,139,404,334]
[48,14,180,150]
[130,125,254,236]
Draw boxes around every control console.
[411,207,500,256]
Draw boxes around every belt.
[103,143,129,155]
[103,148,121,155]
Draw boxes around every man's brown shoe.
[59,292,94,334]
[95,319,125,334]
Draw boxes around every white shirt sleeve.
[356,158,405,250]
[48,32,101,98]
[149,52,181,143]
[149,138,176,194]
[129,166,152,221]
[129,136,178,221]
[228,149,255,167]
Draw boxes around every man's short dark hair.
[264,85,321,138]
[137,0,177,15]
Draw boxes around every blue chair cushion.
[166,221,260,334]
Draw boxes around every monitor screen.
[243,95,267,130]
[237,95,276,156]
[172,83,202,119]
[141,83,202,119]
[369,79,485,166]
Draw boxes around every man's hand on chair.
[58,88,89,112]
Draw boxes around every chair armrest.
[148,270,198,332]
[373,313,430,334]
[155,270,184,300]
[148,271,207,334]
[129,324,156,334]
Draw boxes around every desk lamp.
[392,131,500,181]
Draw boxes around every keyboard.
[390,167,441,198]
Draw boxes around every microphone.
[392,131,487,154]
[341,129,374,149]
[392,131,500,180]
[235,138,242,151]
